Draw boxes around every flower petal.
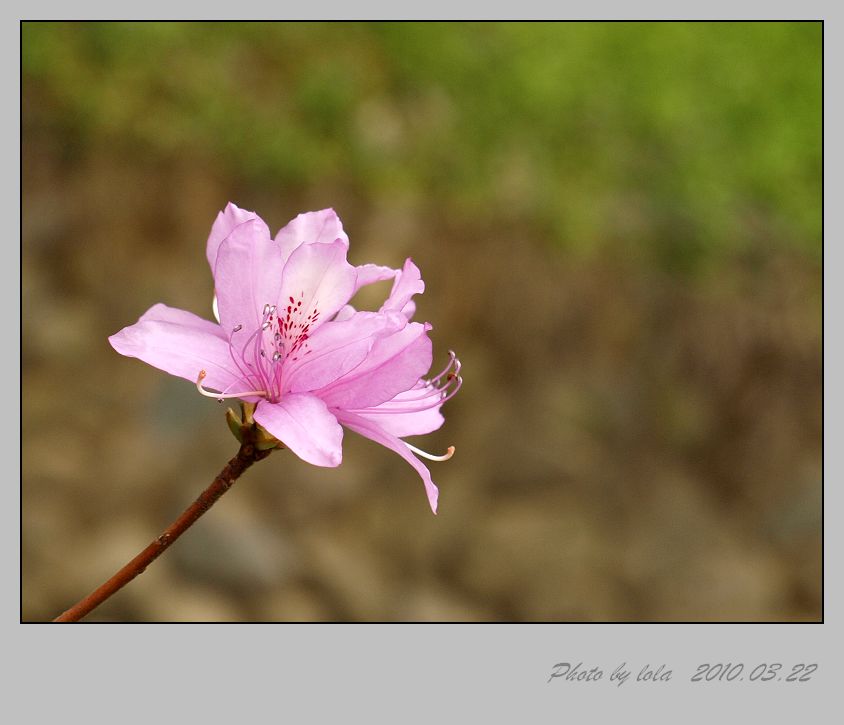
[284,311,407,394]
[400,300,417,320]
[381,258,425,319]
[334,304,357,322]
[277,238,357,337]
[354,263,397,295]
[337,411,439,513]
[357,405,445,438]
[108,303,239,391]
[213,218,285,334]
[206,202,264,272]
[254,394,343,467]
[318,322,433,409]
[274,208,349,266]
[354,380,449,437]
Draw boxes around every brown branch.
[53,438,274,623]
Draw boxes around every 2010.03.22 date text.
[691,663,817,683]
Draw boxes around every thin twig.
[53,438,273,623]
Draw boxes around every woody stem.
[52,435,274,623]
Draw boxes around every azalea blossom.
[109,204,460,513]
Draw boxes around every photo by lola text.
[547,662,818,686]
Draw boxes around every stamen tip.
[404,441,456,462]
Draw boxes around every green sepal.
[225,407,244,443]
[224,402,283,450]
[241,401,257,426]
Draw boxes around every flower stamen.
[404,442,455,461]
[195,370,268,401]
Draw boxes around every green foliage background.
[24,21,820,268]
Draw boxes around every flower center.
[196,300,319,404]
[277,292,320,361]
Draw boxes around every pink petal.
[354,263,397,294]
[274,208,349,266]
[382,258,425,319]
[318,322,433,409]
[400,300,417,320]
[277,238,357,336]
[213,218,285,334]
[334,304,357,322]
[254,394,343,467]
[357,406,445,438]
[206,202,264,272]
[284,311,407,394]
[337,411,439,514]
[108,303,239,392]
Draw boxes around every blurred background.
[22,21,821,622]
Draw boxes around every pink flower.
[109,204,460,513]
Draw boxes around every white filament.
[195,370,267,400]
[404,442,456,462]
